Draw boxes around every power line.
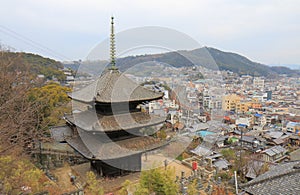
[0,25,72,61]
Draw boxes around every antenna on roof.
[110,16,117,70]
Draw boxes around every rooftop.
[69,69,163,103]
[65,110,165,132]
[262,145,287,157]
[66,128,169,160]
[50,125,73,142]
[241,161,300,195]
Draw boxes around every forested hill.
[3,48,297,78]
[203,47,299,76]
[0,51,65,80]
[114,47,299,77]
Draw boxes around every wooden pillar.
[100,166,103,177]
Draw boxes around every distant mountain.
[2,47,298,78]
[270,66,299,75]
[200,47,272,76]
[113,47,299,77]
[270,64,300,70]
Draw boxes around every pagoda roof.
[65,110,165,132]
[66,128,168,160]
[69,69,163,103]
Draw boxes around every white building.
[253,77,265,91]
[236,117,252,127]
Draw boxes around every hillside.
[0,51,65,80]
[204,47,299,76]
[112,47,299,77]
[20,46,296,78]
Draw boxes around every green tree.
[85,171,104,195]
[187,179,198,195]
[134,186,149,195]
[221,148,250,181]
[136,167,178,195]
[220,148,236,162]
[0,155,48,194]
[117,180,133,195]
[162,168,178,195]
[27,82,71,128]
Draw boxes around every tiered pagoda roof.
[66,128,168,160]
[69,69,163,103]
[60,17,168,168]
[65,110,165,132]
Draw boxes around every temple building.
[54,17,167,176]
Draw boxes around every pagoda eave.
[65,111,166,132]
[66,133,170,160]
[94,94,164,104]
[69,95,164,104]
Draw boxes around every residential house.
[214,159,230,171]
[286,121,300,133]
[236,116,252,127]
[288,135,300,146]
[253,113,266,127]
[261,145,287,162]
[215,135,229,148]
[253,77,264,91]
[190,145,213,157]
[239,135,262,150]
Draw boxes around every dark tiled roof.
[234,130,242,135]
[214,159,230,170]
[273,138,284,145]
[290,148,300,161]
[66,136,93,158]
[191,145,212,156]
[245,160,276,179]
[69,69,163,103]
[241,161,300,195]
[267,131,283,139]
[262,145,287,157]
[65,110,165,132]
[240,135,255,143]
[66,128,169,160]
[50,125,73,142]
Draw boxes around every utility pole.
[239,125,243,170]
[180,171,185,194]
[238,124,246,181]
[234,171,238,194]
[187,109,190,127]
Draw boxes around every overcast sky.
[0,0,299,65]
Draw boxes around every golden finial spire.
[110,16,117,70]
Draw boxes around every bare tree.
[0,51,46,155]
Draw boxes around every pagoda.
[62,17,167,176]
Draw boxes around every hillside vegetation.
[0,51,65,80]
[112,47,299,77]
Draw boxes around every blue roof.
[287,122,300,127]
[238,124,247,127]
[196,130,215,137]
[254,113,263,117]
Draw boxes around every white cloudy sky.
[0,0,299,65]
